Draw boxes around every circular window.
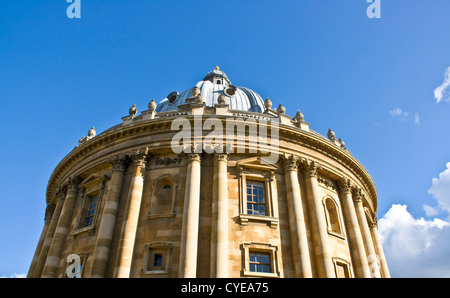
[167,91,178,103]
[224,85,237,97]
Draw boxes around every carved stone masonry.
[108,154,130,173]
[55,185,67,202]
[154,155,182,167]
[66,176,82,192]
[44,204,56,221]
[282,154,298,172]
[214,152,229,163]
[352,187,364,203]
[299,158,321,178]
[128,147,150,167]
[337,178,352,194]
[370,216,378,229]
[318,175,338,191]
[186,153,202,163]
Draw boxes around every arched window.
[324,197,343,236]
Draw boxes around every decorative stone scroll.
[317,175,338,191]
[154,155,182,167]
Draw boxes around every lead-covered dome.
[156,67,265,113]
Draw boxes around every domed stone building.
[28,67,390,278]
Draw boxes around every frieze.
[154,155,182,167]
[317,175,338,192]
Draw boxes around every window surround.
[241,242,281,278]
[71,174,109,238]
[141,242,173,275]
[148,174,178,219]
[332,257,353,278]
[237,162,279,229]
[322,196,346,239]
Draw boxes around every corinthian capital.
[214,152,229,163]
[352,187,364,203]
[338,178,352,194]
[282,154,298,172]
[128,147,150,167]
[44,204,56,221]
[66,176,82,192]
[186,153,202,163]
[299,158,321,178]
[55,184,67,202]
[108,154,129,173]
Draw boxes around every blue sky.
[1,0,449,277]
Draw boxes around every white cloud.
[389,108,409,121]
[379,163,450,277]
[414,113,420,126]
[379,205,450,277]
[423,204,440,217]
[434,67,450,103]
[388,108,421,126]
[0,273,26,278]
[427,162,450,216]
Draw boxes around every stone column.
[338,179,371,278]
[353,188,381,278]
[179,153,202,278]
[89,154,129,278]
[27,204,55,277]
[302,160,335,278]
[32,187,66,277]
[370,217,391,278]
[41,176,81,278]
[114,148,148,278]
[210,153,229,278]
[283,155,312,278]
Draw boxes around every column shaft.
[210,153,229,278]
[31,194,64,278]
[370,220,391,278]
[114,149,148,278]
[354,189,381,278]
[303,161,335,278]
[339,180,371,278]
[90,154,128,278]
[283,156,312,278]
[179,153,202,278]
[41,177,81,278]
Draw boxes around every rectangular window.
[246,181,266,216]
[249,252,271,273]
[153,254,163,267]
[336,262,350,278]
[83,195,98,227]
